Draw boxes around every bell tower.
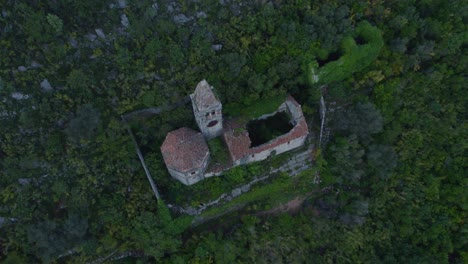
[190,80,223,139]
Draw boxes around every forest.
[0,0,466,263]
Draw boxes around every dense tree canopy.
[0,0,466,263]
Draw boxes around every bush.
[311,21,384,84]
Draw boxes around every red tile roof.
[223,96,309,162]
[192,80,220,111]
[161,127,209,172]
[222,119,252,162]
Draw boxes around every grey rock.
[0,111,16,118]
[241,185,250,192]
[231,188,242,197]
[11,92,29,100]
[120,14,130,27]
[173,14,191,24]
[196,11,207,18]
[115,27,130,37]
[30,61,42,68]
[85,33,97,41]
[40,79,53,91]
[118,0,127,8]
[18,178,31,185]
[95,28,106,39]
[211,44,223,51]
[152,3,159,11]
[69,38,78,48]
[185,207,197,215]
[167,4,174,13]
[18,66,27,72]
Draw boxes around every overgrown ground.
[0,0,465,263]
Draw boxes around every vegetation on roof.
[206,137,230,167]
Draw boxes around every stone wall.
[255,102,287,121]
[190,94,223,139]
[169,142,315,217]
[285,99,303,120]
[168,152,210,185]
[223,96,309,168]
[234,135,307,166]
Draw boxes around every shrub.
[311,21,384,85]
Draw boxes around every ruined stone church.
[161,80,309,185]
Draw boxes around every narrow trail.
[255,187,333,217]
[256,196,306,216]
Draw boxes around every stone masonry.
[161,80,310,186]
[190,80,223,140]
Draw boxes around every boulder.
[11,92,29,100]
[85,33,97,42]
[30,61,42,68]
[173,14,191,24]
[40,79,53,91]
[231,188,242,197]
[211,44,223,51]
[117,0,127,8]
[120,14,130,27]
[95,28,106,39]
[69,38,78,48]
[196,11,207,18]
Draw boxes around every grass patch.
[207,138,230,167]
[157,144,314,207]
[269,150,295,169]
[159,163,269,207]
[199,168,318,219]
[310,21,384,85]
[224,94,286,120]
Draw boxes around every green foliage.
[224,94,286,119]
[129,202,192,259]
[328,135,366,185]
[200,168,318,219]
[312,21,384,85]
[224,166,247,185]
[207,138,230,166]
[367,144,397,178]
[2,252,27,264]
[333,102,384,141]
[25,215,88,263]
[65,104,101,144]
[46,14,63,33]
[1,0,465,263]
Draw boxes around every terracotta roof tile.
[161,127,209,172]
[223,96,309,162]
[222,119,252,162]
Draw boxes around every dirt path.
[256,196,306,216]
[256,186,333,217]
